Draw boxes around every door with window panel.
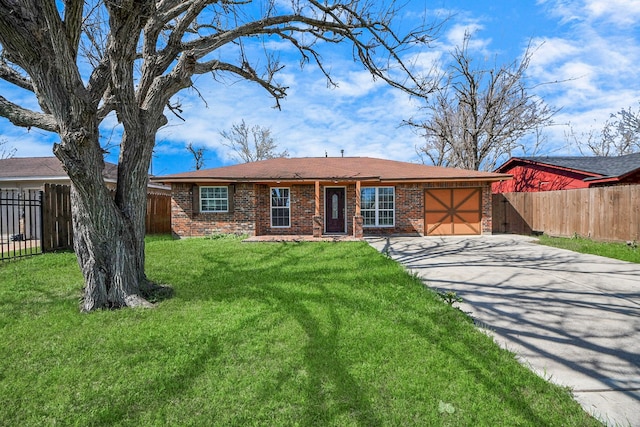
[325,187,345,233]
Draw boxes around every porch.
[243,234,363,243]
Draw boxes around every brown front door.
[325,188,346,233]
[424,188,482,235]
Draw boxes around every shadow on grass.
[151,240,581,425]
[369,235,640,423]
[194,244,382,426]
[86,332,220,426]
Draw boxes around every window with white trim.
[361,187,395,227]
[271,187,290,227]
[200,186,229,212]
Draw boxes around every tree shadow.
[151,239,596,425]
[188,244,383,426]
[368,235,640,422]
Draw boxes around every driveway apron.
[367,234,640,427]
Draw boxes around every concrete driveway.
[366,234,640,427]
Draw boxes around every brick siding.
[171,183,257,237]
[169,181,493,238]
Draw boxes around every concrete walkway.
[366,234,640,427]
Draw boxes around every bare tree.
[0,138,16,159]
[566,105,640,157]
[0,1,439,311]
[186,142,206,170]
[407,33,556,171]
[221,120,288,163]
[600,105,640,156]
[565,121,603,156]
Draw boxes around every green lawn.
[0,236,600,426]
[538,234,640,263]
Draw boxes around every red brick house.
[154,157,511,238]
[492,153,640,193]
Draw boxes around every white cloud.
[539,0,640,27]
[524,0,640,154]
[1,123,58,157]
[445,22,489,51]
[3,1,640,171]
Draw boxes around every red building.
[493,153,640,193]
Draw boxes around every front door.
[325,188,346,233]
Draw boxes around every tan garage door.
[424,188,482,235]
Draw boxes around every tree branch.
[195,59,287,108]
[0,95,58,132]
[63,0,84,59]
[0,60,34,92]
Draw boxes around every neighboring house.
[0,156,169,193]
[0,157,171,244]
[153,157,511,238]
[493,153,640,193]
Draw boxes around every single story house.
[492,153,640,193]
[0,156,169,193]
[153,157,511,238]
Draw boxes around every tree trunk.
[55,125,160,311]
[72,182,153,311]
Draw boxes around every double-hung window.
[271,188,290,227]
[200,186,228,212]
[361,187,395,227]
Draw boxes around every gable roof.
[495,153,640,183]
[154,157,511,183]
[0,156,119,182]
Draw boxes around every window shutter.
[228,185,235,213]
[192,185,200,215]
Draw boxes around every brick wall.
[171,183,256,237]
[481,184,492,234]
[363,182,493,236]
[169,181,494,237]
[255,184,317,235]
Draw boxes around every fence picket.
[2,184,170,260]
[493,184,640,242]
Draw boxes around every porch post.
[353,180,363,238]
[313,180,322,237]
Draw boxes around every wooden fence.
[146,192,172,234]
[493,185,640,242]
[42,184,73,251]
[41,184,171,251]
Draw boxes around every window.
[200,186,228,212]
[361,187,395,227]
[271,187,290,227]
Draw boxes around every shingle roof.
[500,153,640,178]
[154,157,510,183]
[0,156,118,181]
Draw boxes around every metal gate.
[0,189,43,260]
[2,184,170,261]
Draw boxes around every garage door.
[424,188,482,235]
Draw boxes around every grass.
[538,234,640,263]
[0,236,600,426]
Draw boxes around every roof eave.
[496,158,603,177]
[153,175,512,184]
[0,176,70,181]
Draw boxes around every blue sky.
[1,0,639,175]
